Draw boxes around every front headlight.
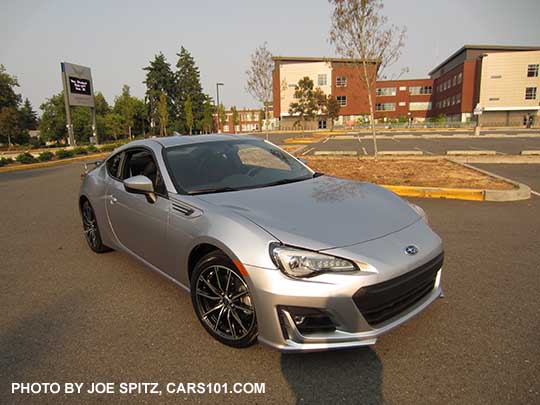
[408,202,429,224]
[271,245,358,278]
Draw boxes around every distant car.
[79,135,443,352]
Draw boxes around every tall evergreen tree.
[184,95,194,135]
[19,98,38,130]
[143,53,175,135]
[175,47,205,134]
[201,95,215,134]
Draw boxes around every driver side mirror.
[123,175,157,203]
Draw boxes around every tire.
[191,251,258,348]
[81,199,112,253]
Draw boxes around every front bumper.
[244,254,443,353]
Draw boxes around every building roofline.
[273,56,380,64]
[376,78,432,83]
[428,44,540,76]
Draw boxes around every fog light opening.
[279,306,337,335]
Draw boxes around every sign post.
[473,104,484,136]
[61,62,98,145]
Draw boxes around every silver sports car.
[79,135,443,352]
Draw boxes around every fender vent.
[172,202,194,216]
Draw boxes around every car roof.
[140,134,261,149]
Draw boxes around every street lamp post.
[216,82,224,133]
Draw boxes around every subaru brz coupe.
[79,135,443,352]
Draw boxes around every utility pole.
[216,82,224,133]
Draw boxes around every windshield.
[163,139,314,194]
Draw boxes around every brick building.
[272,45,540,127]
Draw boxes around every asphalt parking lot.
[1,164,539,404]
[301,136,540,156]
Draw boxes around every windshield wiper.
[257,176,312,188]
[313,172,324,178]
[187,186,239,195]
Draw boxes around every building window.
[457,72,462,84]
[376,87,396,96]
[528,64,539,77]
[398,101,406,106]
[336,76,347,87]
[525,87,537,100]
[490,75,502,79]
[375,102,395,111]
[456,93,461,104]
[318,119,327,129]
[409,86,432,95]
[452,76,457,86]
[489,97,500,101]
[337,95,347,106]
[318,74,327,86]
[399,86,407,91]
[409,102,432,111]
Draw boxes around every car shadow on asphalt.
[280,347,382,403]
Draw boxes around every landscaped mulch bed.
[304,157,514,190]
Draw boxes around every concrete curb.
[378,150,423,156]
[314,150,358,156]
[521,150,540,155]
[0,153,109,173]
[447,150,497,156]
[448,159,531,201]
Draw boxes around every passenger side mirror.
[123,175,157,203]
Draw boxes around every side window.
[106,153,123,179]
[122,149,167,196]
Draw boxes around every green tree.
[19,98,38,130]
[218,104,227,131]
[39,93,67,143]
[0,65,21,110]
[103,113,124,140]
[201,95,215,134]
[0,107,28,147]
[288,77,318,131]
[231,106,239,133]
[327,96,341,131]
[114,85,139,139]
[175,46,205,133]
[158,91,169,136]
[184,95,194,135]
[143,53,175,135]
[94,92,110,115]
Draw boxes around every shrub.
[38,151,54,162]
[73,146,88,155]
[0,157,14,167]
[55,149,75,159]
[99,143,117,152]
[86,144,98,153]
[16,152,37,164]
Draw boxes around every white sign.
[473,104,484,115]
[61,62,95,107]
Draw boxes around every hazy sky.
[1,0,539,113]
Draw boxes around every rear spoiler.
[81,160,103,179]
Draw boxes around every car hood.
[198,176,420,251]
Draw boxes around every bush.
[99,143,118,152]
[0,157,14,167]
[55,149,75,159]
[16,152,37,164]
[73,146,88,155]
[38,151,54,162]
[86,144,98,153]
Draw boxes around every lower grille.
[353,252,443,326]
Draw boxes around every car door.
[105,147,170,271]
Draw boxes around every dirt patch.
[304,157,515,190]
